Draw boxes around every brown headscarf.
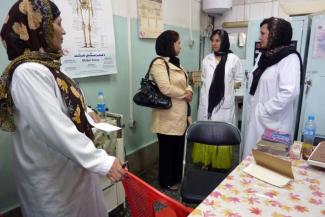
[0,0,93,139]
[249,17,302,96]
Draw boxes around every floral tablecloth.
[188,155,325,217]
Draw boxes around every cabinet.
[93,112,125,213]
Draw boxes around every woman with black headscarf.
[150,30,193,190]
[243,17,302,158]
[194,29,243,169]
[0,1,125,216]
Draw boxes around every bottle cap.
[308,115,315,121]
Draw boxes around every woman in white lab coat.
[243,17,302,158]
[194,29,243,169]
[0,1,125,216]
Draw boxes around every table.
[188,154,325,217]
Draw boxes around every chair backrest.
[122,171,193,217]
[186,121,241,146]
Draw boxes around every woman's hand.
[88,111,101,123]
[184,90,193,103]
[106,158,127,182]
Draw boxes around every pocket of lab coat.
[221,98,234,109]
[256,103,279,130]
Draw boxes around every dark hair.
[155,30,179,57]
[260,17,292,49]
[49,1,61,19]
[210,29,230,52]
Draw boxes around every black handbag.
[133,57,172,109]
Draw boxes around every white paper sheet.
[243,164,292,187]
[85,112,121,132]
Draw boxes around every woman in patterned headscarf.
[243,17,303,158]
[0,1,125,216]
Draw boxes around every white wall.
[111,0,202,31]
[212,0,325,28]
[213,0,281,29]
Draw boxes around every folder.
[243,149,294,187]
[308,142,325,168]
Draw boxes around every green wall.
[0,3,200,213]
[76,16,200,154]
[0,1,19,212]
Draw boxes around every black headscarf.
[155,30,180,68]
[208,29,231,119]
[249,17,303,95]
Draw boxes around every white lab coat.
[198,53,243,124]
[243,53,300,158]
[10,62,115,217]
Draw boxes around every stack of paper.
[262,128,292,145]
[257,140,289,156]
[257,128,292,156]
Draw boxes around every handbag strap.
[145,57,170,80]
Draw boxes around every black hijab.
[249,17,303,95]
[208,29,231,119]
[155,30,180,68]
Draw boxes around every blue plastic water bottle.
[302,115,316,159]
[97,91,106,118]
[303,115,316,145]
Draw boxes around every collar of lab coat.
[206,53,219,69]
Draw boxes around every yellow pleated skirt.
[192,143,233,169]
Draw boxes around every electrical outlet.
[189,39,195,47]
[129,119,136,128]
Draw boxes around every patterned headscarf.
[0,0,93,139]
[260,17,292,51]
[249,17,302,96]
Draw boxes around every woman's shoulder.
[152,57,169,66]
[276,53,300,70]
[13,62,54,80]
[227,53,240,61]
[203,53,214,61]
[15,62,51,72]
[282,53,300,63]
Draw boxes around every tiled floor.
[109,162,197,217]
[110,145,240,217]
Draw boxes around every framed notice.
[313,24,325,58]
[53,0,117,78]
[138,0,163,38]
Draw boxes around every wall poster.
[313,24,325,58]
[137,0,163,38]
[53,0,117,78]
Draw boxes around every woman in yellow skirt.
[194,29,243,169]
